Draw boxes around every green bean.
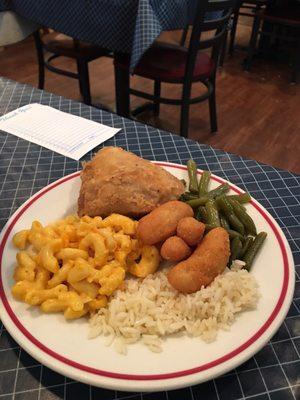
[243,232,267,271]
[207,183,230,198]
[230,237,243,263]
[216,196,234,214]
[187,159,198,193]
[220,214,230,230]
[182,183,229,205]
[205,199,220,228]
[195,206,208,223]
[240,236,254,259]
[229,199,257,236]
[229,214,245,235]
[198,171,211,196]
[216,196,245,235]
[227,193,251,204]
[227,229,245,242]
[186,196,210,208]
[180,192,199,202]
[205,226,245,242]
[236,202,247,211]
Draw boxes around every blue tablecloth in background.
[0,0,198,70]
[0,76,299,400]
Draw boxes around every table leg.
[114,52,130,117]
[291,40,300,84]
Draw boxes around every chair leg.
[219,28,228,67]
[180,25,189,47]
[114,53,130,117]
[229,8,240,55]
[291,41,300,84]
[180,83,192,138]
[76,59,91,105]
[180,102,190,138]
[153,80,161,116]
[209,77,218,134]
[180,79,193,137]
[244,12,261,71]
[33,31,45,90]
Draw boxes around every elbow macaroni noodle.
[12,214,160,320]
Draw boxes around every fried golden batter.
[137,200,193,245]
[167,227,230,293]
[78,147,185,218]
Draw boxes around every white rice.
[88,261,260,353]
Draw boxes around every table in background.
[0,77,299,400]
[0,0,199,116]
[0,0,196,70]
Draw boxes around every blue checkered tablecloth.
[0,77,299,400]
[0,0,198,70]
[0,0,8,11]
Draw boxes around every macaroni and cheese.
[12,214,160,320]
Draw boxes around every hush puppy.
[168,227,230,293]
[177,217,205,246]
[137,201,193,245]
[161,236,191,262]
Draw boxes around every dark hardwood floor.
[0,22,299,174]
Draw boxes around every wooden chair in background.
[33,30,110,105]
[228,0,270,55]
[114,0,235,138]
[244,0,300,82]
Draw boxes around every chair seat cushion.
[117,41,215,82]
[43,32,110,59]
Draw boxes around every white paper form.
[0,104,121,160]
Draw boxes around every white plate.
[0,162,295,392]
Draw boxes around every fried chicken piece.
[78,147,185,218]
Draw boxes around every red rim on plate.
[0,163,290,381]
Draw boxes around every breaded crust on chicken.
[78,147,185,217]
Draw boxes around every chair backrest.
[184,0,236,81]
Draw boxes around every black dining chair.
[33,30,110,105]
[180,9,228,67]
[244,0,300,82]
[114,0,235,138]
[228,0,270,55]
